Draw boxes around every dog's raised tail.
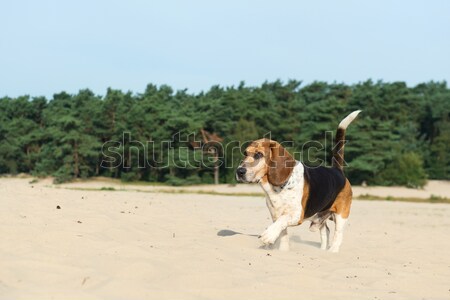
[332,110,362,170]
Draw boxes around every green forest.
[0,80,448,187]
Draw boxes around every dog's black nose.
[236,167,247,177]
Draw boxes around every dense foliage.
[0,80,448,187]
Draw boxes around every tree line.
[0,80,448,187]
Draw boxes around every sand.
[0,177,449,300]
[49,177,450,200]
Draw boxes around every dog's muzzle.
[236,167,247,182]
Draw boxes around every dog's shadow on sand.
[290,235,321,248]
[217,229,321,249]
[217,229,259,237]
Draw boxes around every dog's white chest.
[259,162,304,219]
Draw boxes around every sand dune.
[1,178,449,299]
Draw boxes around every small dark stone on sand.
[56,205,61,209]
[77,220,82,224]
[81,277,89,285]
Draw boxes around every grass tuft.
[100,187,116,191]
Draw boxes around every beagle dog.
[236,110,361,252]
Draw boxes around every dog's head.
[236,139,296,186]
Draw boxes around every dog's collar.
[279,161,301,190]
[271,179,290,194]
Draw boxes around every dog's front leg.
[260,214,298,246]
[277,229,289,251]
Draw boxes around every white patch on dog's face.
[237,156,267,183]
[236,143,270,183]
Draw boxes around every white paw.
[320,243,328,250]
[259,227,280,245]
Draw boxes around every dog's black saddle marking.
[303,165,346,219]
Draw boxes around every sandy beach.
[1,177,449,300]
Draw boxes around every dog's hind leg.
[319,222,330,250]
[309,211,331,232]
[328,179,352,253]
[329,213,347,253]
[278,229,290,251]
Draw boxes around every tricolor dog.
[236,111,361,252]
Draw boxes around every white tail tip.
[339,110,362,129]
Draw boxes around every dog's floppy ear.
[267,141,295,186]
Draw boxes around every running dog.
[236,111,361,252]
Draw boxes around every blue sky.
[1,0,449,98]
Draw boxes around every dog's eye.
[254,152,263,159]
